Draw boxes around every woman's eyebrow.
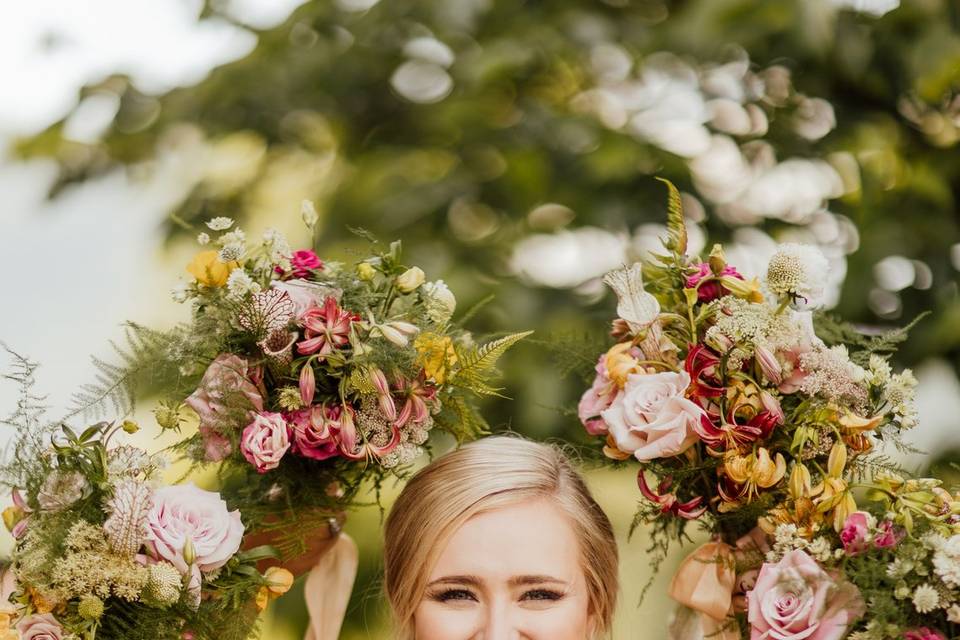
[508,575,568,587]
[427,575,482,587]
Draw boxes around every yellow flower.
[605,342,640,388]
[1,506,24,533]
[720,275,764,303]
[839,411,883,435]
[186,250,240,287]
[724,447,786,501]
[396,267,426,293]
[255,586,270,611]
[415,333,458,384]
[357,262,377,281]
[264,567,295,597]
[726,380,763,422]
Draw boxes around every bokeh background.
[2,0,960,637]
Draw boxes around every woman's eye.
[432,589,478,602]
[521,589,564,602]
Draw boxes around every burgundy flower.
[288,404,343,461]
[695,410,780,451]
[685,263,745,303]
[296,297,359,357]
[638,471,707,519]
[685,344,725,410]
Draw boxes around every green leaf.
[449,330,533,397]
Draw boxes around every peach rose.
[600,370,706,462]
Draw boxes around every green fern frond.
[434,394,489,442]
[449,330,533,396]
[655,177,687,256]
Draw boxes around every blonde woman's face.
[414,498,595,640]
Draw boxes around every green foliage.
[450,331,534,397]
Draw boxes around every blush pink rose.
[578,354,617,436]
[747,550,864,640]
[840,511,873,556]
[186,354,264,462]
[600,370,706,462]
[240,411,291,473]
[288,404,342,461]
[16,614,63,640]
[903,629,946,640]
[144,484,244,577]
[290,249,323,278]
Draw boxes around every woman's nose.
[477,601,525,640]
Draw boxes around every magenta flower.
[840,511,872,556]
[290,249,323,278]
[903,629,946,640]
[685,262,745,302]
[874,520,902,549]
[296,297,359,357]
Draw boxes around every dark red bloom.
[695,410,781,450]
[685,344,725,407]
[638,471,707,519]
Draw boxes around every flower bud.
[396,267,425,293]
[827,441,847,478]
[357,262,377,281]
[299,363,316,407]
[789,463,812,500]
[182,538,196,566]
[708,244,727,275]
[265,567,295,596]
[122,420,140,434]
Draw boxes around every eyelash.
[430,589,565,603]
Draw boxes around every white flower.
[219,244,244,263]
[262,227,291,262]
[226,269,260,299]
[933,535,960,587]
[170,282,190,304]
[301,199,319,229]
[422,280,457,323]
[197,232,210,246]
[948,604,960,624]
[603,263,660,332]
[766,243,830,307]
[219,229,246,246]
[206,216,234,231]
[912,583,940,613]
[37,471,87,511]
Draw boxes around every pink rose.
[290,249,323,278]
[874,520,901,549]
[904,629,946,640]
[288,404,342,461]
[600,370,706,462]
[840,511,873,556]
[240,412,291,473]
[144,483,245,575]
[185,354,264,461]
[685,262,744,302]
[16,613,63,640]
[270,279,342,319]
[578,354,617,436]
[747,550,864,640]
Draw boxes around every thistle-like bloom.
[766,243,830,307]
[637,472,706,519]
[603,263,660,333]
[297,297,359,357]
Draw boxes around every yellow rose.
[415,333,458,384]
[186,250,240,287]
[357,262,377,281]
[396,267,426,293]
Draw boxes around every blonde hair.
[384,436,619,639]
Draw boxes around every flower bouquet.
[152,212,529,563]
[0,350,291,640]
[577,180,957,638]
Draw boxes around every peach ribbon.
[303,534,359,640]
[668,541,739,640]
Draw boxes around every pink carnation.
[16,614,63,640]
[185,354,264,462]
[288,404,342,461]
[144,484,244,575]
[874,520,901,549]
[240,411,291,473]
[840,511,872,556]
[685,263,744,302]
[747,550,864,640]
[290,249,323,278]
